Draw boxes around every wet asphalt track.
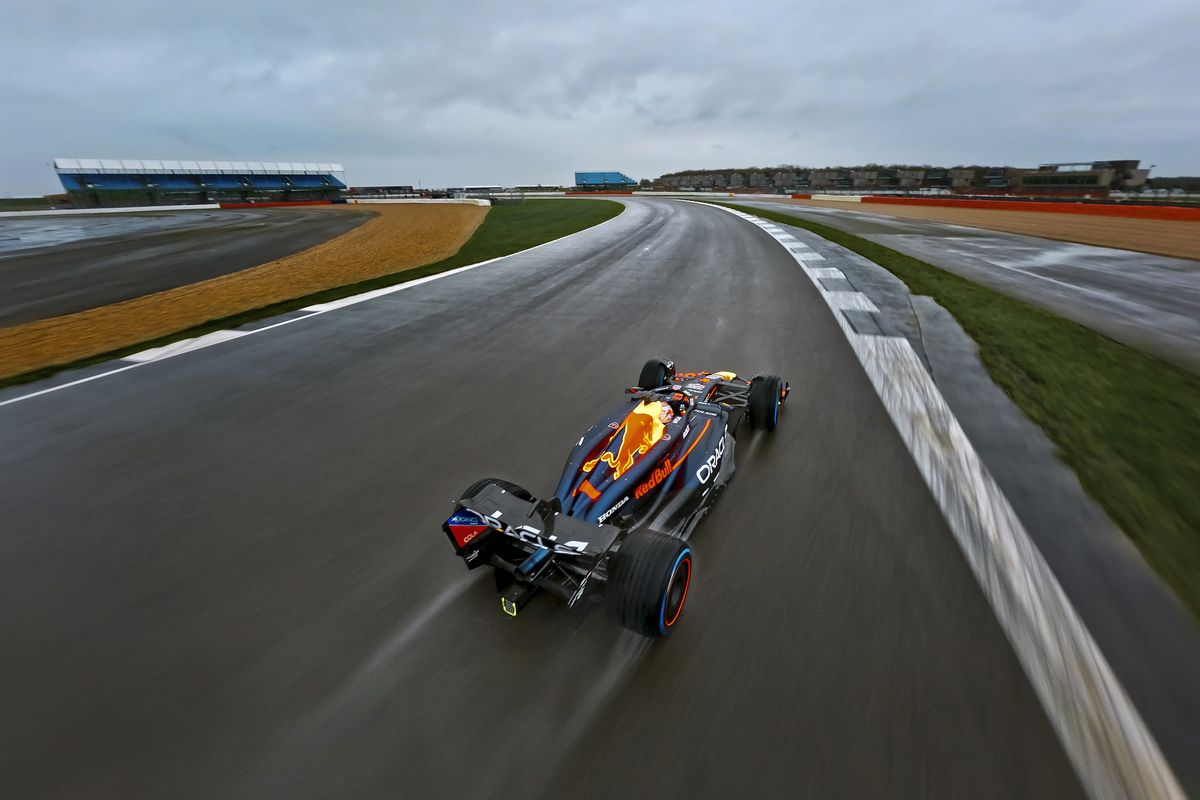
[0,199,1085,798]
[0,207,369,327]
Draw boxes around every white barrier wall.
[346,198,491,206]
[0,203,221,218]
[810,194,864,202]
[633,191,786,199]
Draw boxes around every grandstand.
[574,171,636,191]
[53,159,347,208]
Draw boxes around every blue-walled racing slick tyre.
[461,477,533,502]
[607,530,693,637]
[748,375,787,432]
[638,359,676,390]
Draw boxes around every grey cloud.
[1,0,1197,194]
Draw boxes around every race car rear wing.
[458,482,620,558]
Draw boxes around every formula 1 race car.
[442,359,789,638]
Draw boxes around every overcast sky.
[1,0,1196,194]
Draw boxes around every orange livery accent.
[677,419,712,465]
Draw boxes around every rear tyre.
[607,530,693,638]
[460,477,533,502]
[637,359,675,390]
[748,375,786,432]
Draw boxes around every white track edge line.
[124,329,249,362]
[0,209,625,408]
[686,200,1184,800]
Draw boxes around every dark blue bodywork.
[553,375,737,534]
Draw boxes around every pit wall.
[810,194,861,202]
[218,200,333,209]
[861,196,1200,222]
[0,203,221,218]
[632,191,792,199]
[346,198,491,206]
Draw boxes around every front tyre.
[748,375,787,432]
[607,530,693,637]
[637,358,676,390]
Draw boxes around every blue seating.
[201,175,250,189]
[59,171,347,194]
[66,174,145,190]
[153,176,200,189]
[574,171,636,187]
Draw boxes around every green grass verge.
[1,198,623,389]
[714,201,1200,621]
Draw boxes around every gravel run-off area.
[788,199,1200,261]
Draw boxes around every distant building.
[444,185,503,196]
[53,158,346,207]
[948,167,980,189]
[574,171,637,190]
[924,168,951,188]
[649,160,1150,196]
[1015,161,1149,194]
[852,169,879,189]
[345,185,416,199]
[809,170,838,189]
[898,169,926,189]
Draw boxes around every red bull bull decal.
[583,400,670,480]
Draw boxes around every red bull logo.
[635,456,674,499]
[583,400,669,480]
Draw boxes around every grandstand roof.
[575,171,636,186]
[53,158,344,176]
